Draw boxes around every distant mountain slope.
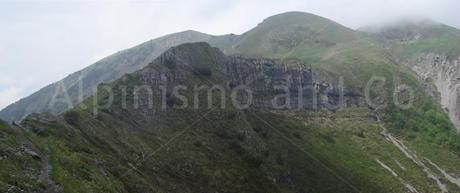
[0,30,213,122]
[2,11,459,146]
[1,11,358,122]
[361,19,460,54]
[10,42,460,193]
[2,11,460,192]
[361,19,460,131]
[0,12,363,123]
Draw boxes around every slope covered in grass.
[0,120,43,192]
[8,43,460,193]
[2,12,460,193]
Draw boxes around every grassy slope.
[14,41,460,193]
[217,12,460,191]
[18,105,460,192]
[3,12,460,193]
[297,35,460,191]
[218,12,356,62]
[359,20,460,167]
[0,120,42,192]
[383,23,460,178]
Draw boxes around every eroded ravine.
[375,159,420,193]
[410,53,460,132]
[426,159,460,188]
[380,126,448,193]
[375,114,460,193]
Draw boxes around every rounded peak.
[253,11,353,34]
[231,11,356,56]
[260,11,341,27]
[265,11,326,20]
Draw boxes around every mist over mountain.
[1,11,460,193]
[360,18,460,132]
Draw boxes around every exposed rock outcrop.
[410,53,460,131]
[133,43,364,113]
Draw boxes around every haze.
[1,0,459,110]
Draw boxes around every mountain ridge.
[4,11,460,123]
[4,41,460,193]
[0,30,214,122]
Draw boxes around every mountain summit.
[4,43,366,193]
[0,12,357,122]
[2,12,460,193]
[226,11,357,57]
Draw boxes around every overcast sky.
[1,0,459,110]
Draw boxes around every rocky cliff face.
[130,42,364,115]
[410,53,460,131]
[363,20,460,132]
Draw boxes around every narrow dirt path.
[12,124,61,193]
